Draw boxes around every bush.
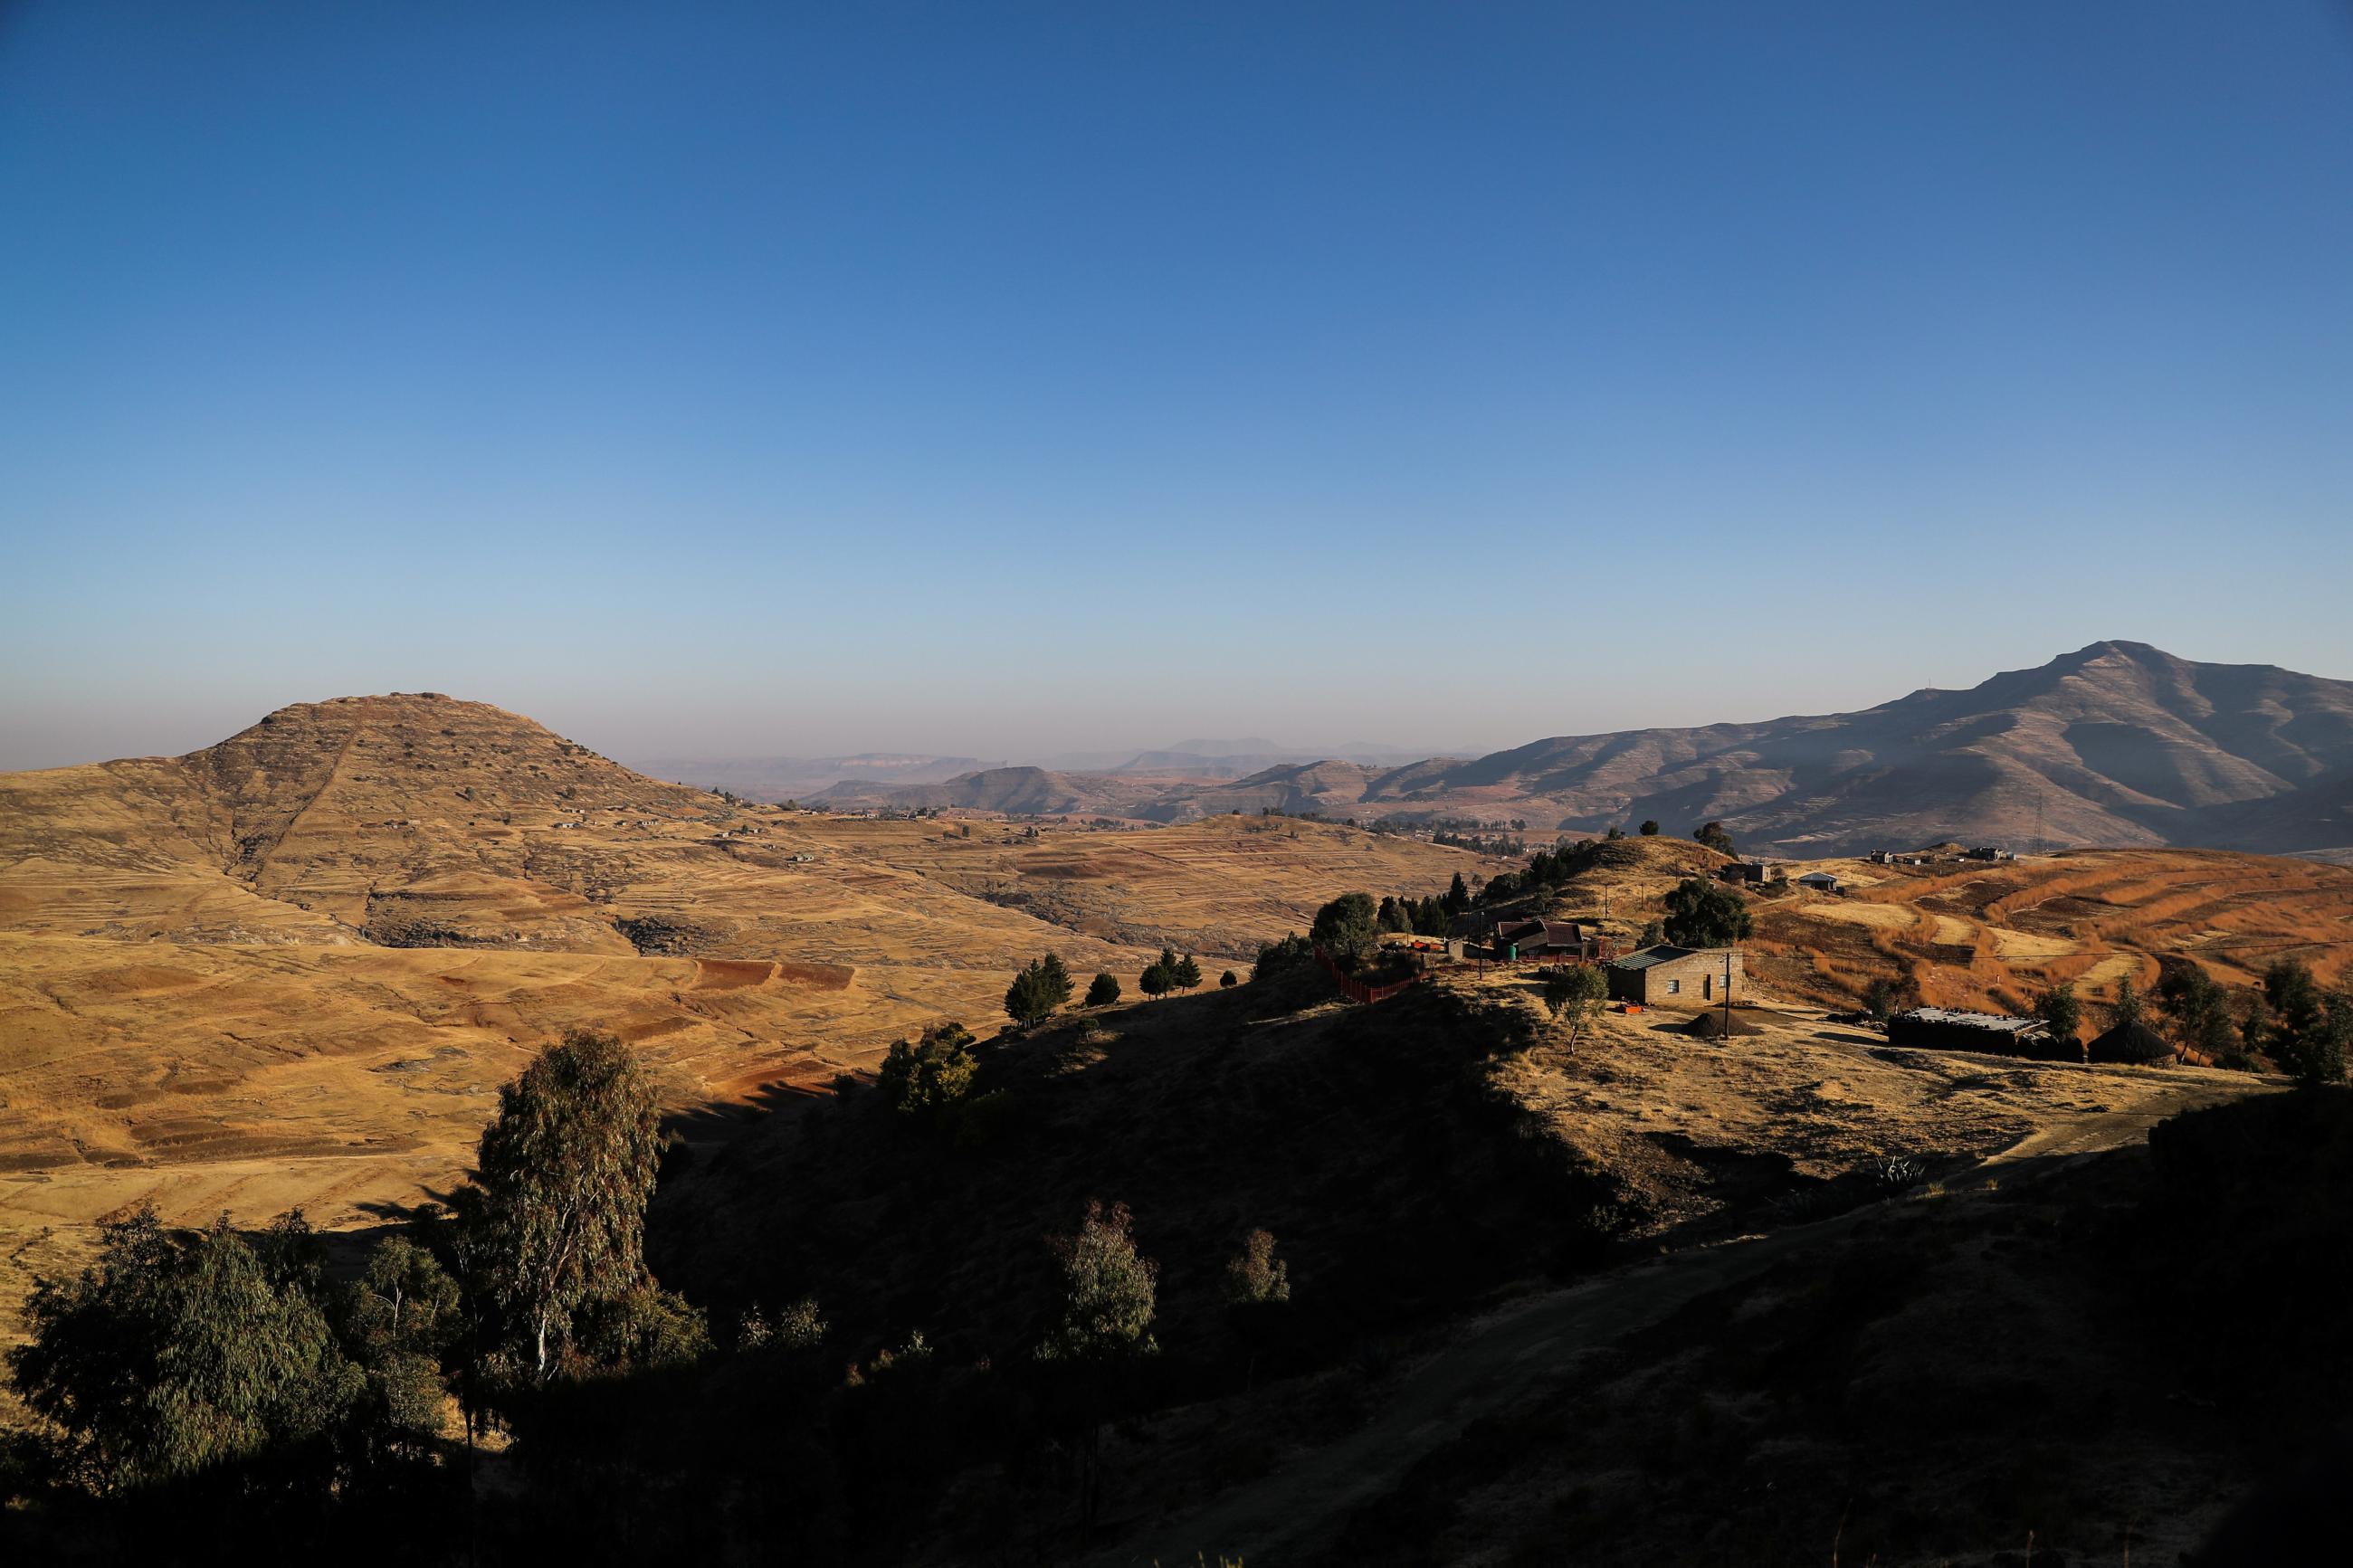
[1223,1230,1291,1307]
[9,1206,364,1493]
[1084,971,1121,1007]
[876,1023,980,1115]
[1252,933,1315,984]
[1541,965,1608,1051]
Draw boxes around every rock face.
[864,642,2353,856]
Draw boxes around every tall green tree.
[471,1030,666,1381]
[344,1232,464,1452]
[1172,953,1203,991]
[2106,974,2148,1031]
[1638,820,1661,836]
[1693,822,1737,856]
[1139,946,1179,998]
[1039,952,1074,1007]
[1661,877,1753,948]
[1036,1199,1159,1531]
[1084,971,1121,1007]
[1442,872,1471,916]
[2034,981,2084,1044]
[2259,958,2352,1087]
[2155,960,2243,1064]
[1005,960,1061,1026]
[1310,892,1379,966]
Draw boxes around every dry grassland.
[0,697,1505,1365]
[1747,847,2353,1013]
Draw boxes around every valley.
[1,681,2347,1564]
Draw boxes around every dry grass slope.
[0,695,1509,1373]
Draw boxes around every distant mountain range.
[632,738,1459,796]
[820,643,2353,859]
[632,752,997,800]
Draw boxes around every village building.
[2086,1018,2173,1066]
[1796,870,1842,892]
[1496,919,1611,962]
[1719,859,1786,885]
[1886,1007,2073,1061]
[1606,945,1744,1005]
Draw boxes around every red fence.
[1314,945,1428,1004]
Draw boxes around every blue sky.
[5,2,2351,769]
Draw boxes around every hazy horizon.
[6,4,2352,771]
[7,633,2351,777]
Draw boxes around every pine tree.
[1084,971,1121,1007]
[1005,960,1059,1026]
[1039,952,1074,1007]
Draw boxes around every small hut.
[2087,1019,2173,1066]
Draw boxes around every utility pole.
[1722,944,1734,1041]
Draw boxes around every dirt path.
[1100,1077,2259,1566]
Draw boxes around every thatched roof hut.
[2088,1019,2173,1066]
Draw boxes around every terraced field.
[1748,848,2353,1013]
[0,696,1506,1368]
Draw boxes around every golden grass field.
[0,696,1512,1369]
[1746,847,2353,1014]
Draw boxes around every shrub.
[1541,965,1608,1052]
[1252,933,1314,984]
[1084,971,1121,1007]
[1223,1230,1291,1307]
[876,1022,980,1116]
[1037,1200,1157,1364]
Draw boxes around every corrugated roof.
[1611,945,1700,970]
[1893,1007,2041,1034]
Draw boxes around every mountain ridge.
[839,643,2353,856]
